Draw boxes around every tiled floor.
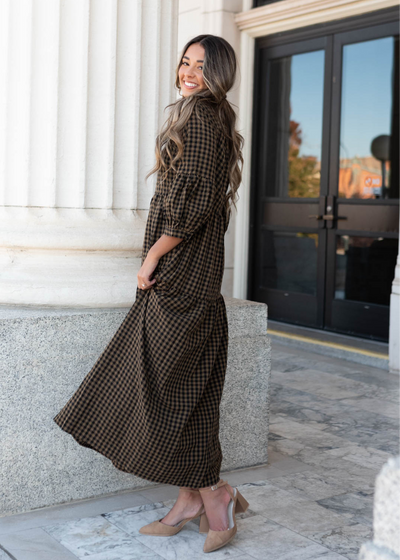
[1,342,398,560]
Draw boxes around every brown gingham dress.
[53,100,231,488]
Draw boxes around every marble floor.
[1,342,398,560]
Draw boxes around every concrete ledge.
[0,296,270,516]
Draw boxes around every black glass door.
[325,24,399,340]
[249,13,399,341]
[251,37,330,328]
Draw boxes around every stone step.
[268,320,389,370]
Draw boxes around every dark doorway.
[248,9,399,341]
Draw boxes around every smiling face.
[178,43,208,97]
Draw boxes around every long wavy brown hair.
[145,34,244,226]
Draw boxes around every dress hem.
[53,417,221,489]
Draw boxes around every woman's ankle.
[160,490,203,526]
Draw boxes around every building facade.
[178,0,399,370]
[0,0,398,370]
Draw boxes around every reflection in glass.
[265,50,324,198]
[262,231,318,295]
[335,236,398,305]
[339,37,399,199]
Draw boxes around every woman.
[53,34,247,554]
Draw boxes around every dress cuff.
[163,227,187,240]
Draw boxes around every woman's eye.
[182,61,203,70]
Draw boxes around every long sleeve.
[163,106,219,241]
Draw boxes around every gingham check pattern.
[53,101,231,488]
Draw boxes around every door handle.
[323,214,348,220]
[309,214,347,221]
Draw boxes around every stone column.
[0,0,179,307]
[389,220,400,373]
[232,0,254,300]
[359,456,400,560]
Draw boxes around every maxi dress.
[53,101,230,488]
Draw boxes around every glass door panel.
[262,231,318,295]
[335,236,398,305]
[265,50,325,198]
[339,37,397,199]
[252,37,328,328]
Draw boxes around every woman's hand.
[137,255,159,290]
[138,234,184,291]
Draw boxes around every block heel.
[235,490,249,513]
[199,512,209,533]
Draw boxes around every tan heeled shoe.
[138,487,205,536]
[198,479,249,553]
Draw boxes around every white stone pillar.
[0,0,179,307]
[233,0,254,301]
[389,220,400,373]
[359,456,400,560]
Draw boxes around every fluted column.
[0,0,179,306]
